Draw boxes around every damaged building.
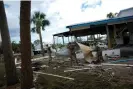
[53,7,133,60]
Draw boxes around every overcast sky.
[3,0,133,43]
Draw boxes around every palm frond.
[42,19,50,30]
[40,13,46,19]
[31,17,36,24]
[31,27,36,33]
[34,11,41,19]
[42,19,50,26]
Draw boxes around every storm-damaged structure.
[53,7,133,62]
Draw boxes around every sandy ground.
[1,56,133,89]
[32,57,133,89]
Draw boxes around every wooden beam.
[34,71,74,80]
[64,68,91,72]
[102,63,133,67]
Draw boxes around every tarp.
[77,42,94,63]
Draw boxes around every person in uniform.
[67,42,78,66]
[92,46,103,64]
[46,44,52,65]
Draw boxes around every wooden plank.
[34,71,74,80]
[64,67,91,72]
[102,63,133,67]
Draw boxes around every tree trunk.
[39,30,44,56]
[20,1,33,89]
[0,1,19,86]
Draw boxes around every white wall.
[118,7,133,17]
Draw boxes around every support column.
[71,36,73,42]
[99,34,100,38]
[93,35,96,46]
[106,25,111,48]
[74,36,77,42]
[113,25,116,38]
[62,36,65,45]
[53,36,55,45]
[68,36,70,43]
[106,25,114,48]
[97,34,99,39]
[113,25,117,45]
[127,22,133,44]
[87,36,89,41]
[53,36,57,52]
[93,35,95,41]
[57,37,58,45]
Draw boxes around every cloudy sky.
[3,0,133,43]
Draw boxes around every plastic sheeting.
[77,42,94,63]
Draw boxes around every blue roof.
[66,16,133,29]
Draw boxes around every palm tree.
[20,1,33,89]
[0,1,19,86]
[107,12,118,18]
[12,41,20,53]
[31,12,50,56]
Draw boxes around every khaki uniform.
[47,46,52,65]
[67,43,78,66]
